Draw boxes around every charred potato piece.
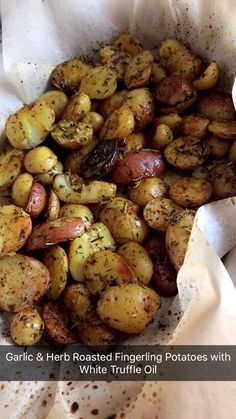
[166,226,190,271]
[151,123,173,149]
[50,58,93,94]
[0,147,24,190]
[65,139,98,173]
[208,162,236,198]
[169,209,196,232]
[207,136,229,159]
[46,189,60,221]
[208,120,236,140]
[181,114,209,138]
[84,250,137,295]
[42,245,68,301]
[111,149,165,185]
[113,34,144,56]
[128,177,169,207]
[59,204,94,230]
[156,75,195,106]
[26,182,47,219]
[100,106,134,141]
[169,177,212,208]
[62,92,91,122]
[36,161,63,186]
[24,146,58,174]
[100,45,131,79]
[164,137,210,170]
[51,120,93,149]
[118,242,153,285]
[0,253,50,312]
[123,88,155,130]
[64,283,93,318]
[151,61,167,85]
[37,90,68,119]
[12,173,33,208]
[81,111,104,132]
[193,62,219,90]
[99,90,128,119]
[25,217,84,251]
[124,50,153,89]
[0,205,32,256]
[196,92,236,121]
[143,197,182,232]
[80,140,119,179]
[122,132,147,153]
[153,114,183,130]
[151,259,177,297]
[79,66,117,100]
[42,302,78,344]
[158,38,202,81]
[97,284,160,334]
[10,308,44,346]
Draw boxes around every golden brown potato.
[26,182,47,219]
[100,45,131,79]
[123,88,155,130]
[122,132,147,153]
[51,120,93,149]
[166,226,190,271]
[169,177,212,207]
[156,75,195,106]
[12,173,33,208]
[24,146,58,174]
[169,209,196,232]
[0,205,32,256]
[69,222,115,281]
[128,177,169,207]
[36,90,68,119]
[64,283,93,318]
[62,92,91,121]
[113,34,144,56]
[53,173,116,204]
[99,90,128,119]
[42,302,78,344]
[164,137,210,170]
[193,62,219,90]
[59,204,93,230]
[151,123,173,149]
[10,308,44,346]
[0,254,50,312]
[42,245,68,301]
[81,111,104,132]
[181,114,209,138]
[65,139,97,173]
[25,217,84,251]
[79,66,117,99]
[143,197,182,232]
[99,106,134,141]
[0,147,24,190]
[97,284,160,334]
[46,189,60,221]
[111,149,165,185]
[208,120,236,140]
[208,162,236,198]
[196,92,236,121]
[78,317,115,346]
[151,61,167,85]
[124,50,153,89]
[36,161,63,186]
[50,57,93,94]
[153,114,183,130]
[206,136,229,159]
[151,259,177,297]
[118,242,153,285]
[158,38,202,81]
[5,101,55,149]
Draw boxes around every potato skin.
[24,146,58,174]
[143,198,182,232]
[26,182,47,219]
[51,120,93,149]
[0,205,32,256]
[12,173,33,208]
[128,177,169,207]
[97,284,160,334]
[10,308,44,346]
[25,217,84,251]
[166,226,190,271]
[64,283,93,317]
[37,90,68,119]
[156,75,195,106]
[42,302,78,344]
[169,209,196,231]
[62,92,91,122]
[153,114,183,131]
[0,254,50,312]
[151,259,177,297]
[196,92,236,121]
[144,233,167,262]
[208,120,236,140]
[79,66,117,99]
[111,150,165,185]
[123,88,155,130]
[100,45,131,80]
[193,62,219,90]
[118,242,153,285]
[164,137,210,170]
[42,245,68,301]
[99,106,135,141]
[59,204,94,230]
[124,50,153,89]
[46,189,60,221]
[113,33,144,56]
[169,177,212,208]
[150,123,173,150]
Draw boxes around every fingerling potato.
[51,120,93,149]
[206,136,229,159]
[156,75,195,106]
[144,233,167,262]
[193,62,219,90]
[100,45,131,79]
[123,88,155,130]
[26,182,47,219]
[99,90,128,119]
[0,147,24,190]
[65,139,98,173]
[181,114,209,138]
[50,57,93,94]
[166,225,190,271]
[64,283,93,317]
[62,92,91,122]
[113,33,144,56]
[153,114,182,130]
[78,316,115,346]
[208,120,236,140]
[143,197,182,232]
[208,162,236,198]
[37,90,68,119]
[118,242,153,285]
[196,91,236,121]
[12,173,33,208]
[164,137,210,170]
[79,66,117,99]
[81,111,104,132]
[122,132,147,153]
[42,245,68,301]
[99,106,134,141]
[128,177,169,207]
[10,308,44,346]
[42,302,78,344]
[59,204,94,230]
[151,123,173,149]
[24,146,58,174]
[124,50,153,89]
[169,209,196,232]
[46,189,60,221]
[169,177,212,208]
[36,161,63,186]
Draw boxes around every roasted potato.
[99,106,134,141]
[128,177,169,207]
[208,162,236,198]
[36,161,63,186]
[59,204,94,230]
[78,316,115,346]
[124,50,153,89]
[99,90,128,119]
[68,222,115,281]
[143,198,182,232]
[42,302,78,344]
[62,92,91,121]
[26,182,47,219]
[42,245,68,301]
[151,259,177,297]
[79,66,117,99]
[193,62,219,90]
[158,38,202,81]
[10,308,44,346]
[79,140,119,180]
[113,33,144,56]
[0,147,24,190]
[196,91,236,121]
[111,149,165,185]
[208,120,236,140]
[123,88,155,130]
[65,139,98,173]
[206,136,229,159]
[64,283,93,318]
[5,101,55,149]
[118,242,153,285]
[51,120,93,149]
[97,284,160,334]
[122,132,147,153]
[169,209,196,232]
[158,91,197,115]
[24,146,58,174]
[151,61,167,84]
[156,75,195,106]
[164,137,210,170]
[0,205,32,256]
[0,254,50,312]
[100,45,131,79]
[81,111,104,132]
[46,189,60,221]
[37,90,68,119]
[166,226,190,271]
[50,57,93,94]
[153,114,182,130]
[151,123,173,149]
[25,217,84,251]
[169,177,212,208]
[12,173,33,208]
[53,173,116,204]
[181,114,209,138]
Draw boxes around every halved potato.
[99,106,134,141]
[62,92,91,122]
[208,120,236,140]
[50,57,93,94]
[0,253,50,312]
[128,177,169,207]
[123,88,155,130]
[24,146,58,174]
[100,45,131,79]
[12,172,33,208]
[36,90,68,119]
[79,66,117,99]
[122,132,147,153]
[164,137,210,170]
[153,114,182,130]
[10,308,44,346]
[81,111,104,132]
[26,182,47,219]
[51,120,93,149]
[151,123,173,149]
[143,198,182,232]
[64,283,93,318]
[169,209,196,232]
[206,136,229,159]
[118,242,153,285]
[124,50,153,89]
[193,62,219,90]
[166,226,190,271]
[196,92,236,121]
[208,162,236,198]
[0,147,24,190]
[42,245,68,301]
[181,114,209,138]
[42,302,78,344]
[156,75,195,106]
[169,177,212,208]
[59,204,93,230]
[46,189,60,221]
[99,90,128,119]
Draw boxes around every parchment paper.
[1,1,236,418]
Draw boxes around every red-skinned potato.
[26,182,47,219]
[25,217,84,251]
[110,149,165,185]
[156,75,195,106]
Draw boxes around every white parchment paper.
[1,1,236,418]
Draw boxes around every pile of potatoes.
[1,34,236,346]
